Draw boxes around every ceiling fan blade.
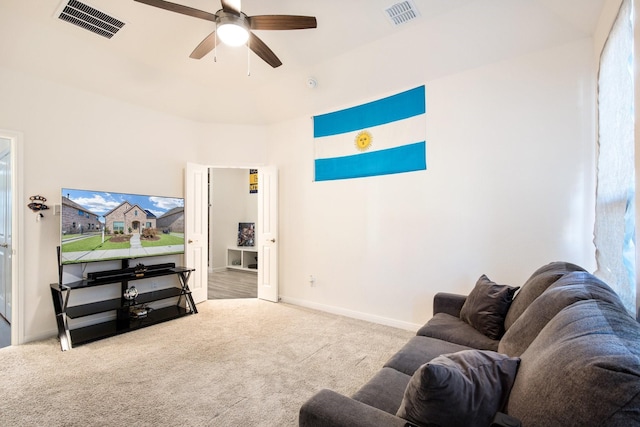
[189,31,220,59]
[221,0,241,14]
[248,32,282,68]
[249,15,317,31]
[134,0,217,22]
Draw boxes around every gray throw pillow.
[396,350,520,427]
[459,275,519,339]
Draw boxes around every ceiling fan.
[134,0,317,68]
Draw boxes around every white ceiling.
[0,0,605,125]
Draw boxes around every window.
[594,0,635,314]
[113,221,124,232]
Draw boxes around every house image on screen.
[61,196,102,235]
[156,207,184,233]
[104,201,156,234]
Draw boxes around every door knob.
[0,243,7,248]
[188,239,193,244]
[269,238,276,243]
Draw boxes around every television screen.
[61,188,185,265]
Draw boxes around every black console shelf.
[69,306,190,347]
[65,287,184,318]
[50,263,197,351]
[66,267,188,289]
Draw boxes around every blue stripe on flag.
[313,86,426,138]
[315,142,426,181]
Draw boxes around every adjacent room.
[0,0,638,425]
[208,167,259,299]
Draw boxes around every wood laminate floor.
[208,269,257,299]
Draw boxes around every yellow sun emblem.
[355,130,373,152]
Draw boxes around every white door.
[0,139,10,322]
[257,167,278,302]
[184,163,209,304]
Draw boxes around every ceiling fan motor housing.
[216,10,250,46]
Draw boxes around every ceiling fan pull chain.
[247,38,251,76]
[214,27,218,63]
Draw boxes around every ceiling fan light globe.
[218,23,249,46]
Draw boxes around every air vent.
[384,0,420,27]
[56,0,125,39]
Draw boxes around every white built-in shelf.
[227,247,258,273]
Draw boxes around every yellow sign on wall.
[249,169,258,194]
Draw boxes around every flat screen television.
[60,188,185,265]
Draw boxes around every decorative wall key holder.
[28,195,49,219]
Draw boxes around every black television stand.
[50,260,197,351]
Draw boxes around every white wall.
[269,38,597,330]
[0,11,604,341]
[210,168,258,271]
[0,66,266,342]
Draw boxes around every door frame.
[200,164,278,301]
[0,129,24,346]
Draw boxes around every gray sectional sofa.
[299,262,640,426]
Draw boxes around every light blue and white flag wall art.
[313,85,426,181]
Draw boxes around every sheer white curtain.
[594,0,635,314]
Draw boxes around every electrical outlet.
[309,275,316,287]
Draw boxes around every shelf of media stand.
[63,266,195,289]
[69,306,190,347]
[50,266,197,351]
[65,287,184,318]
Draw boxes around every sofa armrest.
[433,292,467,317]
[299,389,409,427]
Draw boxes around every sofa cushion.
[504,261,585,330]
[499,271,627,357]
[351,367,412,415]
[384,336,472,376]
[299,389,408,427]
[396,350,520,427]
[417,313,499,351]
[506,300,640,426]
[459,275,519,340]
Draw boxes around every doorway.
[208,168,258,299]
[0,131,19,349]
[185,163,278,303]
[0,135,9,347]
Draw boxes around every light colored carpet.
[0,299,414,426]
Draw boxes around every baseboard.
[32,298,420,345]
[280,296,421,332]
[25,328,59,344]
